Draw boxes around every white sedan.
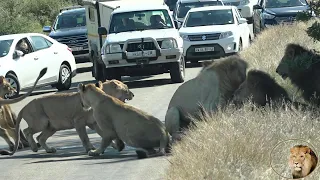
[0,33,77,98]
[179,5,252,63]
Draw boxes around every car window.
[44,39,53,47]
[185,9,234,27]
[177,1,224,18]
[265,0,307,8]
[0,39,13,57]
[15,38,34,55]
[54,10,86,30]
[30,36,50,51]
[233,9,240,24]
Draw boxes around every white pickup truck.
[83,0,185,83]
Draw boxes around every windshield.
[177,1,223,18]
[0,39,13,58]
[109,9,174,33]
[265,0,307,8]
[185,9,234,27]
[53,10,86,30]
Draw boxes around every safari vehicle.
[43,6,89,63]
[83,0,185,83]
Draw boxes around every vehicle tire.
[238,39,243,52]
[92,55,104,81]
[103,68,121,81]
[5,73,20,99]
[56,64,72,91]
[170,56,185,83]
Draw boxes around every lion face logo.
[289,145,318,179]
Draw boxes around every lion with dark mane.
[231,69,309,110]
[276,43,320,106]
[165,55,248,142]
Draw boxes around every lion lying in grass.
[289,145,318,179]
[77,82,170,159]
[0,68,47,152]
[0,79,134,156]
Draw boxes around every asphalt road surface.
[0,62,203,180]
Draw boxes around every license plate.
[136,58,149,65]
[71,47,83,51]
[128,50,155,58]
[195,47,214,52]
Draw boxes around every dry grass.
[165,20,320,180]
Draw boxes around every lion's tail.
[0,67,47,105]
[0,106,24,155]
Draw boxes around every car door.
[233,8,246,45]
[28,35,60,85]
[235,8,250,47]
[253,0,264,33]
[11,37,40,89]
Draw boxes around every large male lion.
[165,55,248,142]
[231,69,309,109]
[276,43,320,106]
[0,79,134,156]
[77,82,170,159]
[0,68,47,152]
[289,145,318,179]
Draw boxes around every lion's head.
[289,145,318,179]
[276,43,319,80]
[0,76,17,98]
[100,79,134,103]
[201,55,248,101]
[232,69,290,107]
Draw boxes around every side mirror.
[98,27,108,35]
[239,18,247,24]
[253,4,263,9]
[43,26,52,33]
[13,50,24,59]
[174,20,181,29]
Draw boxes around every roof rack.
[59,5,84,13]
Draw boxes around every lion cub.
[289,145,318,179]
[78,82,170,159]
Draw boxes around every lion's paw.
[88,150,101,156]
[46,147,57,153]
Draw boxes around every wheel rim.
[5,77,18,98]
[61,67,71,84]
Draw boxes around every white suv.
[179,6,251,63]
[98,4,185,83]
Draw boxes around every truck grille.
[123,41,162,52]
[275,16,296,23]
[55,35,88,48]
[188,33,221,41]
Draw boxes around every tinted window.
[54,10,86,30]
[109,9,173,33]
[0,39,13,58]
[265,0,307,8]
[185,9,234,27]
[30,36,50,51]
[177,1,224,18]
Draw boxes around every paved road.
[0,62,203,180]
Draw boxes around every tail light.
[67,47,72,52]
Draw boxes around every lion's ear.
[306,147,311,154]
[78,83,85,92]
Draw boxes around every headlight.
[180,34,189,41]
[161,39,177,49]
[219,31,233,39]
[262,13,275,19]
[240,0,250,5]
[109,44,122,53]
